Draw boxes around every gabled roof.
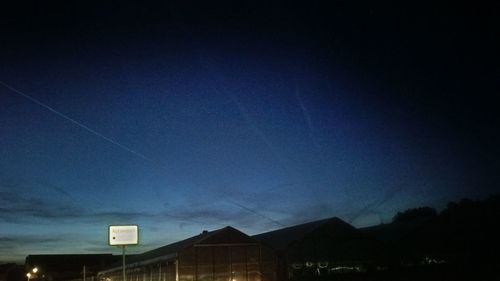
[100,226,256,273]
[252,217,356,251]
[132,226,253,262]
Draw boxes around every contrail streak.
[2,80,287,228]
[164,9,288,228]
[227,199,286,227]
[348,181,406,224]
[1,80,153,162]
[295,85,321,151]
[226,91,278,153]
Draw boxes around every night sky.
[1,1,499,263]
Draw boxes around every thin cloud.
[0,234,71,256]
[36,179,73,198]
[0,235,62,244]
[82,246,115,253]
[0,186,83,222]
[0,184,244,227]
[162,205,266,228]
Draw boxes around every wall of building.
[177,245,275,281]
[101,261,175,281]
[99,245,276,281]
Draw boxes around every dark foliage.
[392,207,438,223]
[363,194,500,278]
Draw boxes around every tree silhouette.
[392,207,437,223]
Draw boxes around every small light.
[27,273,32,278]
[32,268,39,273]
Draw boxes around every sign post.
[109,225,139,281]
[122,246,126,281]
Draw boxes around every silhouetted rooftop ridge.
[252,217,356,251]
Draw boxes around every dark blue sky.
[1,1,499,263]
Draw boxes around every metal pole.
[83,265,86,281]
[123,245,127,281]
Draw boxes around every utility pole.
[122,246,126,281]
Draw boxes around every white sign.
[109,225,139,245]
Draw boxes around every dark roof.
[25,254,118,278]
[104,226,256,271]
[126,230,210,263]
[25,254,116,266]
[252,217,356,251]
